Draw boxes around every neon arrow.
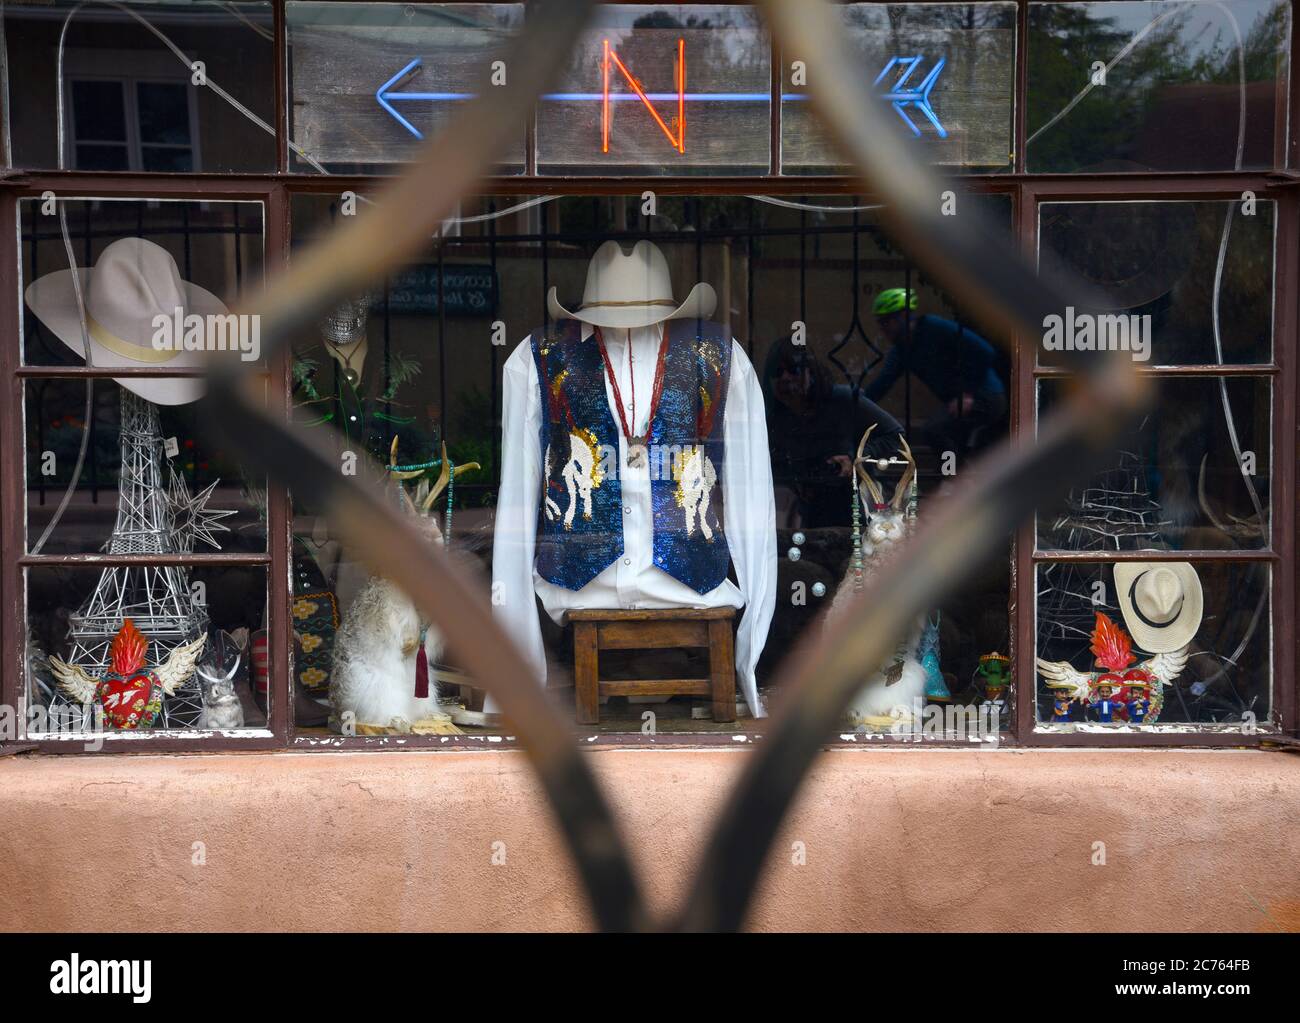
[375,56,948,141]
[873,56,947,138]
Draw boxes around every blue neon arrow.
[376,57,946,141]
[873,56,947,138]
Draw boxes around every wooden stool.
[567,608,736,724]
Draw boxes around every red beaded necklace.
[594,324,670,469]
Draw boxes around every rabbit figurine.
[827,427,930,728]
[197,637,246,731]
[329,442,478,734]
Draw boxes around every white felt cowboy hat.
[25,236,230,406]
[547,239,716,329]
[1114,561,1203,653]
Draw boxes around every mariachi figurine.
[1090,680,1124,723]
[1045,679,1076,723]
[976,652,1010,697]
[975,651,1010,720]
[1126,678,1153,724]
[48,619,206,730]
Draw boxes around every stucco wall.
[1,748,1297,931]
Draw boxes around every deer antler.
[388,439,482,515]
[420,442,481,513]
[853,425,886,508]
[891,435,916,512]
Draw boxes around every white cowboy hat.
[547,239,716,329]
[25,236,230,406]
[1114,562,1203,653]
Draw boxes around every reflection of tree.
[1027,1,1288,171]
[630,10,764,73]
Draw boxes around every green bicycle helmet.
[872,287,917,317]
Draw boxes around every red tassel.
[415,641,429,699]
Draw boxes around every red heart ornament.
[95,672,162,730]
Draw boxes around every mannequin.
[492,240,777,717]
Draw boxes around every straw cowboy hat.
[25,236,230,406]
[1114,561,1203,653]
[547,239,716,329]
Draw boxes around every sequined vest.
[532,319,731,594]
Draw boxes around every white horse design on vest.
[673,445,718,540]
[544,429,602,530]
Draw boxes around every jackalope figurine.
[826,425,931,729]
[329,441,478,734]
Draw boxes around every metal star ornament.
[167,466,236,553]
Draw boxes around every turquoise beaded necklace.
[385,454,456,548]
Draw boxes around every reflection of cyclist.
[762,335,903,528]
[862,288,1007,456]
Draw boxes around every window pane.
[136,81,191,145]
[25,565,270,738]
[24,378,268,555]
[1027,0,1291,172]
[1037,376,1271,551]
[71,80,127,141]
[285,2,526,174]
[782,2,1017,174]
[3,0,275,172]
[1038,200,1275,366]
[289,193,1010,740]
[19,198,265,366]
[1035,560,1270,728]
[535,5,771,175]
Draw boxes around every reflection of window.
[64,51,199,172]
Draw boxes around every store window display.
[280,193,1012,739]
[19,207,269,735]
[492,239,777,718]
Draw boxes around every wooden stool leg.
[708,618,736,722]
[573,621,600,725]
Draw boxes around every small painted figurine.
[1090,681,1123,723]
[1126,679,1152,724]
[1048,685,1075,723]
[919,616,950,701]
[976,651,1010,721]
[976,652,1010,698]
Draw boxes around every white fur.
[330,518,446,733]
[826,492,927,727]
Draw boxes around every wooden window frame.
[0,0,1296,752]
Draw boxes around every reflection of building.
[5,5,276,172]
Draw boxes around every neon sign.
[375,50,946,145]
[874,56,947,138]
[602,37,685,154]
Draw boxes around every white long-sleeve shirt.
[490,322,777,717]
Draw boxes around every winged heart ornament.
[48,619,206,730]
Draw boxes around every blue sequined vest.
[532,319,731,594]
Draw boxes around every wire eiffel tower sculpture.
[1038,449,1170,655]
[42,389,234,730]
